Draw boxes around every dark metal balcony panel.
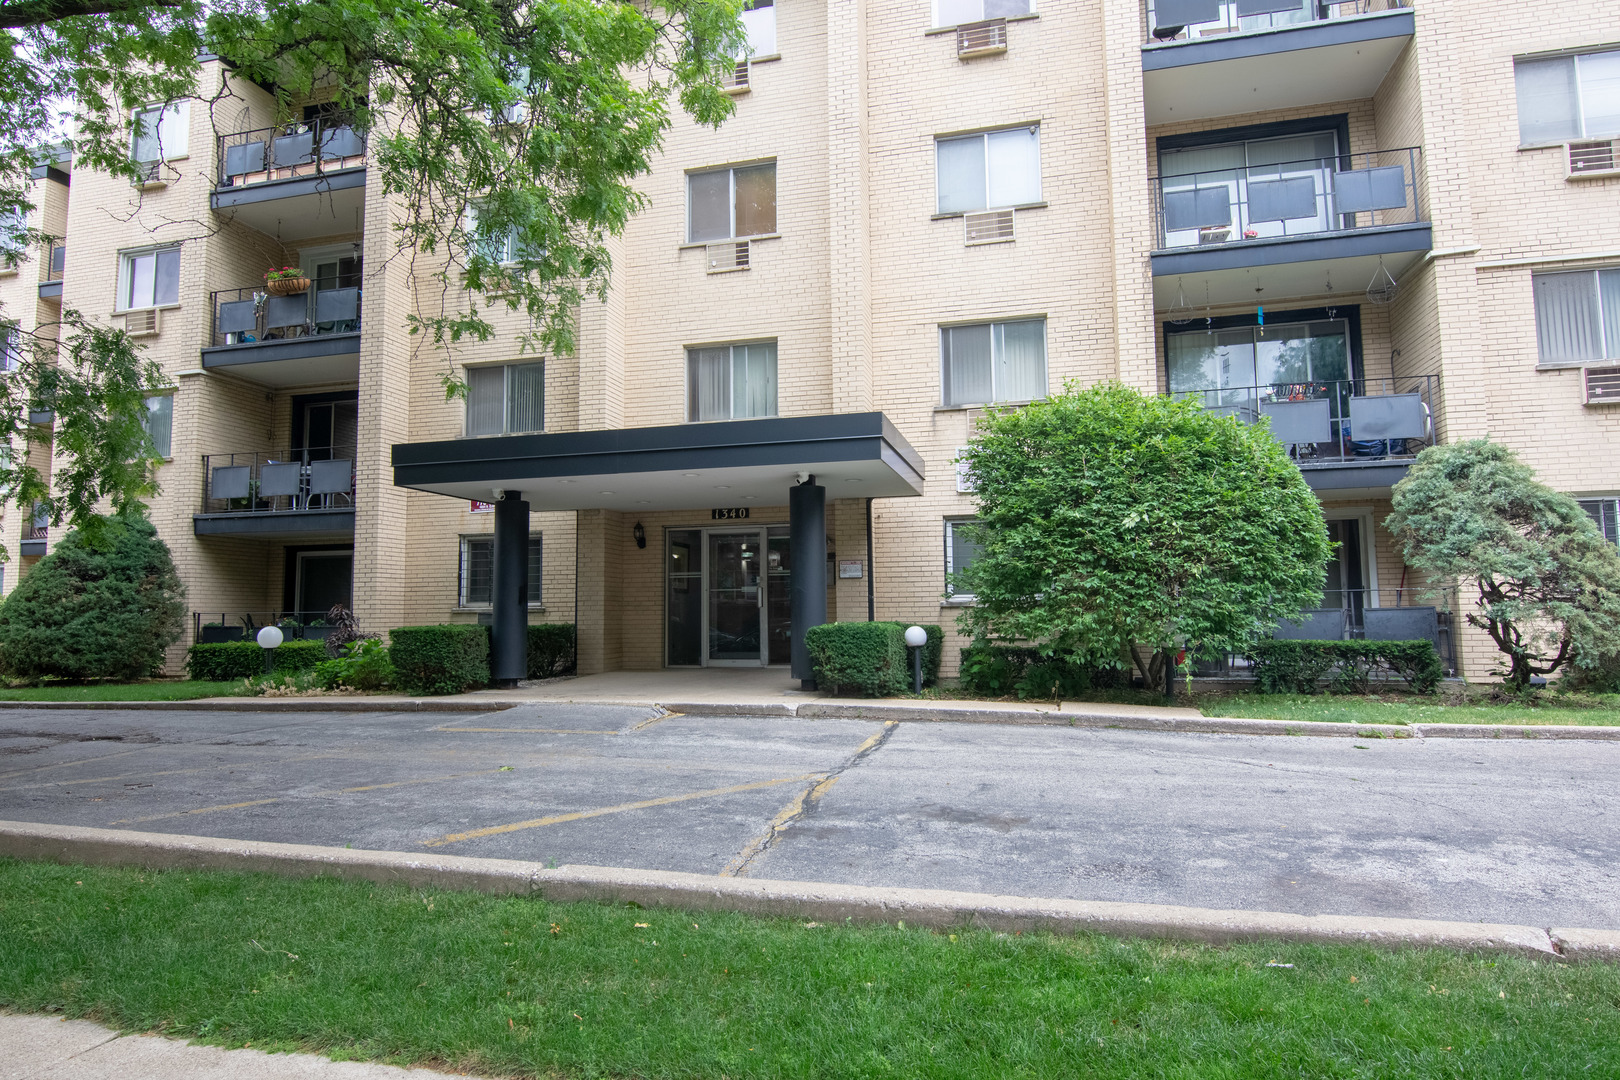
[193,508,355,539]
[1163,187,1231,231]
[224,140,266,179]
[309,458,353,495]
[265,292,309,330]
[1152,222,1431,276]
[217,298,258,335]
[19,540,46,556]
[28,410,53,426]
[320,126,365,159]
[1141,10,1415,125]
[273,132,316,168]
[1363,606,1439,648]
[200,331,362,389]
[1259,398,1332,444]
[1154,0,1221,31]
[1246,176,1318,223]
[1348,392,1427,441]
[1236,0,1301,14]
[1299,461,1411,493]
[211,465,252,500]
[1273,609,1346,640]
[1335,166,1409,214]
[259,462,303,498]
[314,286,359,323]
[37,281,62,300]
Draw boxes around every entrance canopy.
[391,412,926,511]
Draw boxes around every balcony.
[38,242,63,300]
[195,448,356,540]
[1142,1,1415,125]
[1174,374,1439,492]
[1195,588,1459,679]
[1150,147,1431,307]
[192,611,343,644]
[20,510,46,557]
[210,119,368,241]
[199,285,361,387]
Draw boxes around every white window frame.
[1515,48,1620,146]
[685,161,777,243]
[1580,497,1620,547]
[130,101,189,164]
[464,361,545,436]
[462,203,529,266]
[458,534,544,608]
[934,125,1042,215]
[741,0,777,57]
[1532,267,1620,363]
[686,340,779,422]
[933,0,1035,29]
[938,317,1048,407]
[143,392,174,459]
[116,245,181,312]
[944,518,982,601]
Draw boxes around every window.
[462,204,534,265]
[459,534,543,607]
[465,362,545,435]
[0,325,19,372]
[131,102,188,164]
[688,341,777,421]
[1532,269,1620,363]
[940,319,1046,406]
[143,394,173,458]
[1166,318,1351,398]
[741,0,776,56]
[687,162,776,242]
[119,246,180,310]
[1581,498,1620,547]
[1515,49,1620,145]
[944,520,982,600]
[935,0,1031,27]
[936,126,1040,214]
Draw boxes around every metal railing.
[208,285,361,348]
[200,448,356,514]
[1146,0,1406,44]
[1152,147,1425,249]
[215,118,367,190]
[1172,374,1439,466]
[193,611,342,644]
[44,242,63,282]
[1195,587,1459,679]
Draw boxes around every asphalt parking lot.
[2,703,1617,928]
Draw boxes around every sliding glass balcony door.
[1159,131,1339,247]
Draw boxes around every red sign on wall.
[470,501,494,513]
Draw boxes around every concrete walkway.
[0,1013,465,1079]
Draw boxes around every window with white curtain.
[945,519,982,600]
[1532,268,1620,363]
[935,0,1032,26]
[459,534,543,607]
[0,324,20,372]
[1580,498,1619,547]
[687,162,776,242]
[131,102,188,163]
[940,319,1046,406]
[1515,49,1620,145]
[118,246,180,310]
[143,394,173,458]
[741,0,776,56]
[936,126,1041,214]
[687,341,778,421]
[465,362,545,435]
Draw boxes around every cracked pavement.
[1,703,1616,927]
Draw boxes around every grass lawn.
[1193,692,1620,727]
[1,860,1616,1079]
[0,680,246,702]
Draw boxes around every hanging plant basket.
[265,275,308,296]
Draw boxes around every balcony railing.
[1195,588,1459,679]
[193,611,343,644]
[1172,375,1439,466]
[1146,0,1406,44]
[215,118,367,191]
[208,285,361,348]
[1152,147,1425,249]
[201,448,356,514]
[44,242,64,282]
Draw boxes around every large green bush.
[313,638,395,691]
[806,622,909,697]
[527,623,576,678]
[959,644,1128,700]
[390,624,490,695]
[0,514,184,681]
[186,640,326,681]
[1246,639,1444,695]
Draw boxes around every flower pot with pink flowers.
[264,266,308,296]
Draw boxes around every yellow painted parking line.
[108,768,513,826]
[421,772,821,848]
[435,727,622,735]
[629,712,679,732]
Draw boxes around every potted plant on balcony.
[264,265,308,296]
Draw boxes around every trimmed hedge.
[806,622,908,697]
[390,625,490,695]
[1247,639,1444,695]
[959,644,1128,700]
[527,623,576,679]
[186,640,327,681]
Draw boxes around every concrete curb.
[1411,722,1620,740]
[0,698,519,713]
[2,819,1608,961]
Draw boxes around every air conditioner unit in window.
[720,60,750,94]
[123,308,161,337]
[706,240,750,273]
[956,18,1008,58]
[1585,364,1620,405]
[1568,139,1620,177]
[964,208,1015,245]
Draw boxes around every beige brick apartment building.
[1,0,1617,683]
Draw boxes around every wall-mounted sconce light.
[633,521,646,549]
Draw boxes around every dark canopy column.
[492,492,529,687]
[789,476,826,689]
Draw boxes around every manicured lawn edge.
[0,680,248,702]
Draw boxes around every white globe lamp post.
[256,625,284,675]
[904,625,928,694]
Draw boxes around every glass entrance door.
[707,530,765,665]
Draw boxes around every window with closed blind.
[1581,498,1619,548]
[465,362,544,436]
[1515,49,1620,146]
[687,162,776,243]
[143,394,173,458]
[687,341,777,421]
[1532,269,1620,364]
[936,126,1041,215]
[940,319,1046,407]
[459,535,544,607]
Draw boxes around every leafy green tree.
[0,514,185,681]
[956,383,1333,695]
[0,0,746,557]
[1387,439,1620,687]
